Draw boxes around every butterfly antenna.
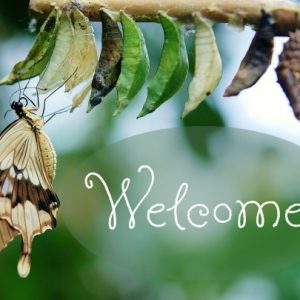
[17,81,22,100]
[9,91,16,105]
[9,64,38,107]
[44,105,72,117]
[36,61,52,108]
[35,83,40,108]
[4,109,12,119]
[42,68,78,116]
[21,92,38,107]
[44,105,72,125]
[21,97,29,106]
[22,63,40,108]
[23,74,32,94]
[9,87,43,105]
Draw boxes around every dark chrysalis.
[276,30,300,120]
[224,10,275,97]
[87,9,123,112]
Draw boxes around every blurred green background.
[1,1,300,300]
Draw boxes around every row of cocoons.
[0,6,298,119]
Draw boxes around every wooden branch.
[29,0,300,36]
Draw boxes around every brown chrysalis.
[224,11,275,97]
[276,30,300,120]
[88,9,123,112]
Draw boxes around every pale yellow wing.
[0,119,59,278]
[0,219,19,251]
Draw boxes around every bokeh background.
[1,1,300,299]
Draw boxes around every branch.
[29,0,300,36]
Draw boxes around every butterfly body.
[11,102,57,182]
[38,130,56,183]
[0,101,59,278]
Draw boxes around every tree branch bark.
[29,0,300,36]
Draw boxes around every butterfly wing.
[0,119,59,278]
[0,219,19,251]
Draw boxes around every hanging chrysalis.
[38,10,74,91]
[114,11,150,116]
[0,9,60,85]
[64,7,98,92]
[138,12,188,118]
[88,9,123,112]
[224,11,275,97]
[182,13,222,118]
[276,30,300,120]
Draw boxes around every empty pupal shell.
[65,7,98,92]
[224,11,275,97]
[38,10,74,92]
[0,9,60,85]
[182,13,222,118]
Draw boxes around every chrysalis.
[87,9,123,112]
[0,9,60,85]
[0,101,59,278]
[138,12,188,118]
[276,30,300,120]
[64,7,98,92]
[224,11,275,97]
[182,14,222,118]
[114,11,150,116]
[38,10,74,91]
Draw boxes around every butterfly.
[0,98,59,278]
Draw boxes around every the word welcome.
[85,165,300,230]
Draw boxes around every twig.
[29,0,300,36]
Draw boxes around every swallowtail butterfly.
[0,99,59,278]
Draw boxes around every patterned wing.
[0,219,19,251]
[0,119,60,278]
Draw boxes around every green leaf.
[38,11,74,92]
[138,12,188,118]
[65,7,98,92]
[88,9,123,112]
[113,11,150,116]
[182,14,222,118]
[0,9,60,85]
